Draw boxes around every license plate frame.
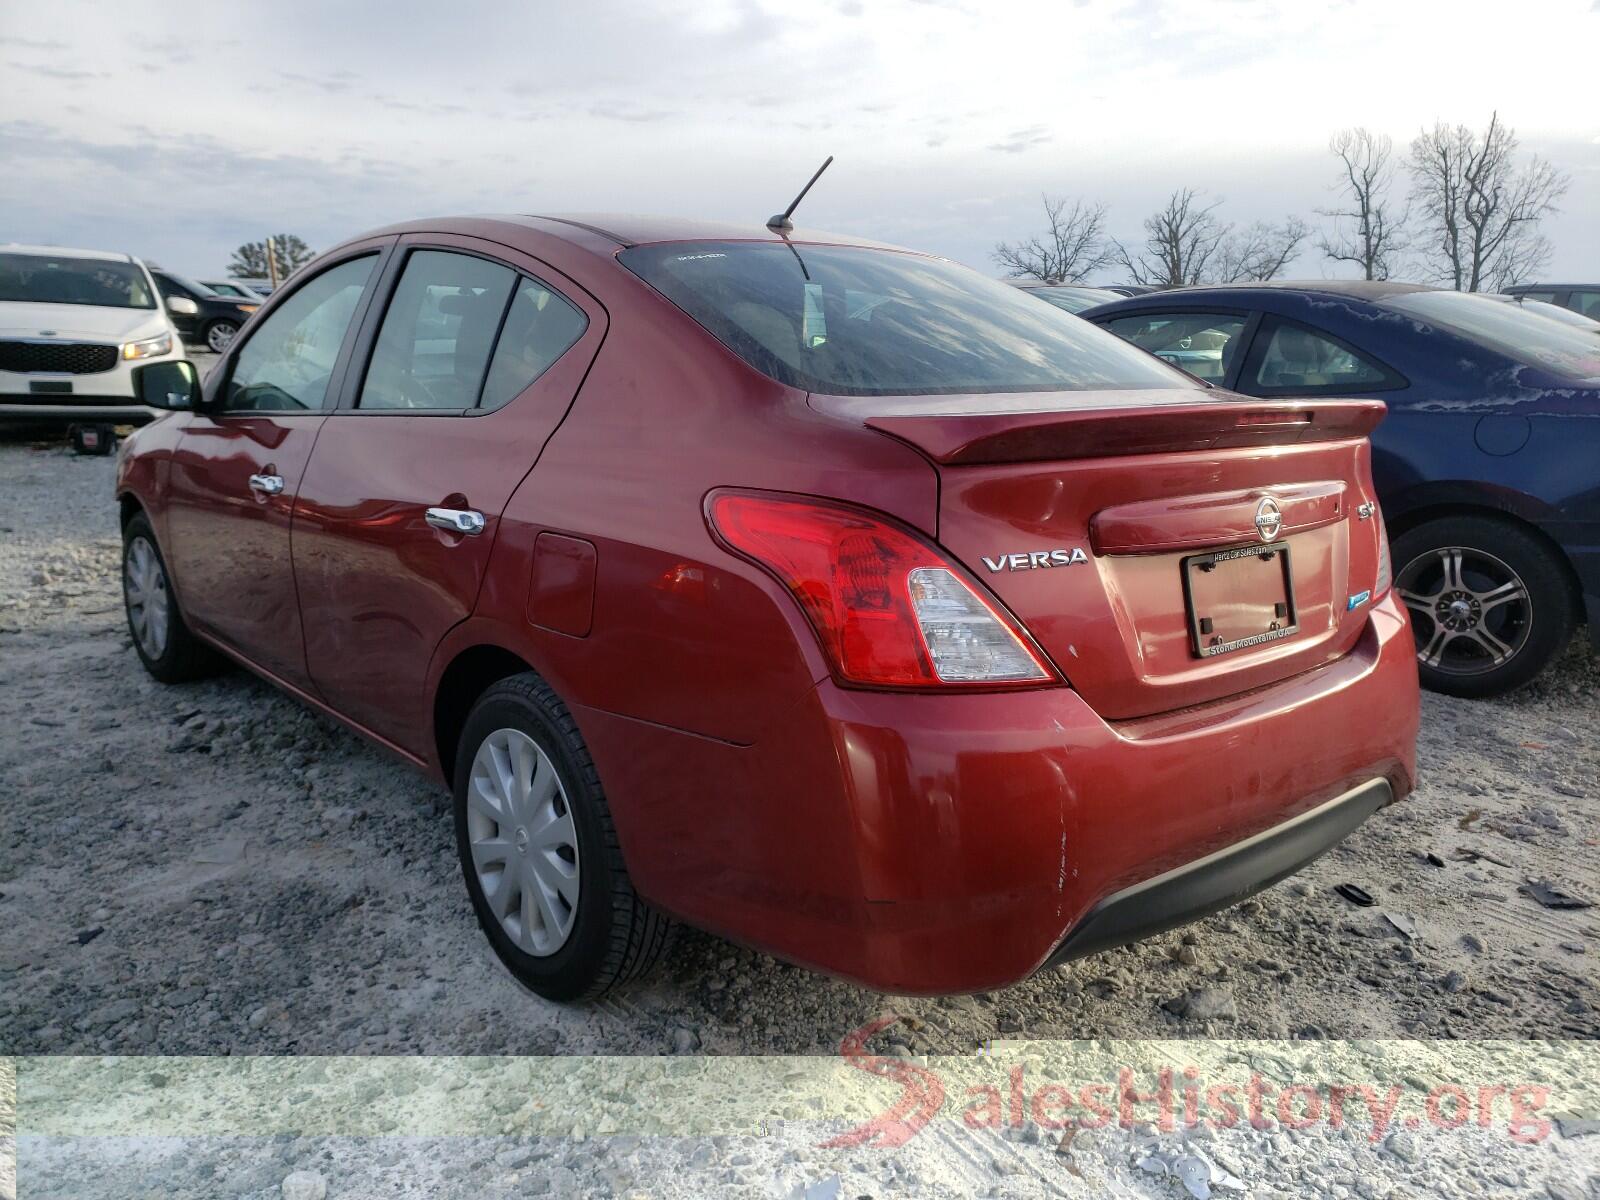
[1182,543,1298,658]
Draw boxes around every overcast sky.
[3,0,1596,284]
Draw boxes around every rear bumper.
[587,591,1419,995]
[1046,776,1391,966]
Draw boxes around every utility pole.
[265,236,280,289]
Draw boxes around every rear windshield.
[1028,286,1123,314]
[0,253,157,309]
[1380,291,1600,383]
[620,241,1193,396]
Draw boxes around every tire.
[121,513,223,683]
[453,672,674,1002]
[1392,514,1575,698]
[204,320,239,353]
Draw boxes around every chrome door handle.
[248,473,285,495]
[426,507,486,536]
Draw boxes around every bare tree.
[1318,128,1405,280]
[1407,113,1568,291]
[1215,217,1311,282]
[1113,188,1228,287]
[992,195,1114,284]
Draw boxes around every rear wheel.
[453,672,674,1002]
[121,513,223,682]
[1392,514,1574,697]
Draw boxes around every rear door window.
[1247,319,1399,394]
[1099,312,1247,384]
[358,250,518,410]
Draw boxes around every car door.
[162,247,388,689]
[291,234,602,754]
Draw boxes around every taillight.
[1374,514,1392,597]
[706,491,1056,689]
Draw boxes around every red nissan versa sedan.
[114,216,1418,1001]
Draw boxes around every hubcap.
[466,728,580,957]
[124,536,170,659]
[1396,545,1531,676]
[207,323,237,352]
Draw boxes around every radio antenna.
[767,156,834,233]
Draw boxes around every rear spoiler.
[855,397,1388,466]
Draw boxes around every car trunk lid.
[814,389,1389,719]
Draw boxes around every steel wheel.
[465,728,580,957]
[1396,545,1531,677]
[206,321,239,352]
[124,535,170,660]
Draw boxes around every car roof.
[516,213,913,252]
[1,243,136,263]
[1506,282,1600,290]
[1013,282,1118,292]
[1156,279,1436,300]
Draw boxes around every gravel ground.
[2,430,1597,1198]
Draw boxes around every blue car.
[1083,282,1600,697]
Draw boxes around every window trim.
[204,240,394,415]
[1090,306,1261,391]
[1237,314,1409,398]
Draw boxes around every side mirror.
[133,360,201,411]
[167,296,199,316]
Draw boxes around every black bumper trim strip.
[1047,777,1392,966]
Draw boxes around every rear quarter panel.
[468,261,941,747]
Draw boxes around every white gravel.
[2,431,1597,1198]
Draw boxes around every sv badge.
[982,548,1088,572]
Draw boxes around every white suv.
[1,244,187,425]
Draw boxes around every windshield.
[1381,291,1600,382]
[0,253,157,309]
[620,242,1194,396]
[164,271,218,297]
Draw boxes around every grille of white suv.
[0,341,120,374]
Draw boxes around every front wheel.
[453,672,674,1002]
[1392,514,1575,698]
[204,320,239,353]
[121,513,223,682]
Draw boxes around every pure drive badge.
[982,548,1089,572]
